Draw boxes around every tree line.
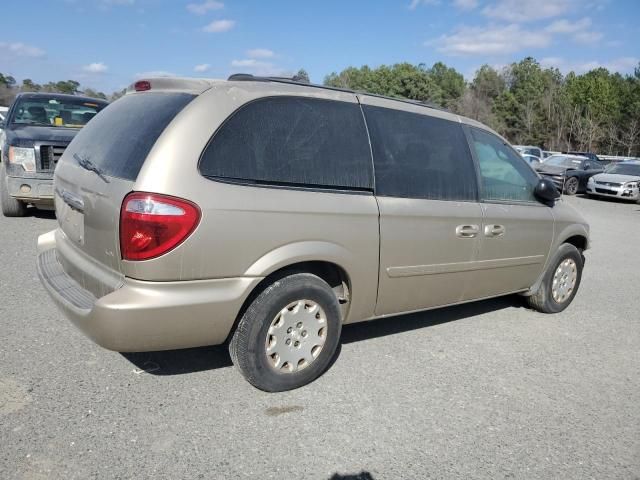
[325,58,640,156]
[0,73,113,105]
[2,57,639,155]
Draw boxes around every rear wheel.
[526,243,583,313]
[229,273,342,392]
[563,177,579,195]
[0,163,27,217]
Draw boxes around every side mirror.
[534,178,561,205]
[0,120,5,129]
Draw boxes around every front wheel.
[0,163,27,217]
[229,273,342,392]
[563,177,579,195]
[526,243,583,313]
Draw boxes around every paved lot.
[1,195,639,479]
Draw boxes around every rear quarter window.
[199,96,373,191]
[64,92,195,181]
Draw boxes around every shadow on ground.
[29,207,56,219]
[122,295,521,376]
[329,472,375,480]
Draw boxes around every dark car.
[564,151,602,163]
[536,154,605,195]
[0,92,108,216]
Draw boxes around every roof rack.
[226,73,448,113]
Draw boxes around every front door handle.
[456,224,480,238]
[484,224,505,237]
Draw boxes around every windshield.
[10,96,107,128]
[545,155,584,168]
[605,163,640,176]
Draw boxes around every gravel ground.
[1,195,639,480]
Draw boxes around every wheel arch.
[226,257,353,343]
[523,225,589,297]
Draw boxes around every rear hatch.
[53,91,197,294]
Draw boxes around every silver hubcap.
[265,300,327,373]
[551,258,577,303]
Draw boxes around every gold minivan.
[37,75,589,391]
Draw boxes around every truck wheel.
[229,273,342,392]
[526,243,583,314]
[563,177,579,195]
[0,163,27,217]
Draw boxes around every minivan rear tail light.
[120,192,201,261]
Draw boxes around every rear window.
[64,92,195,181]
[199,96,373,190]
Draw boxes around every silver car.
[586,160,640,202]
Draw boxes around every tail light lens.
[134,80,151,92]
[120,192,201,261]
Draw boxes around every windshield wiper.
[73,153,109,183]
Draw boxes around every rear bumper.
[7,173,54,203]
[36,242,262,352]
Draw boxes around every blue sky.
[1,0,638,93]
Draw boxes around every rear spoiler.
[126,77,223,95]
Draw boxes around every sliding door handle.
[484,224,506,237]
[456,224,480,238]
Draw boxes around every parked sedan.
[514,145,543,158]
[521,154,541,167]
[586,160,640,203]
[535,154,605,195]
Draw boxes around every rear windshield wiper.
[73,153,110,183]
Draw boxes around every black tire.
[229,273,342,392]
[0,162,27,217]
[563,177,579,195]
[526,243,583,314]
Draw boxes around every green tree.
[428,61,465,108]
[42,80,80,94]
[293,69,310,83]
[82,88,108,100]
[21,79,41,92]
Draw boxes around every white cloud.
[544,17,603,44]
[0,41,45,58]
[202,19,235,33]
[193,63,211,72]
[186,0,223,15]
[230,59,287,76]
[453,0,478,9]
[572,31,604,44]
[429,24,551,56]
[246,48,275,59]
[540,57,564,68]
[231,59,271,68]
[545,17,591,34]
[82,62,108,73]
[540,56,639,74]
[409,0,440,9]
[134,71,176,79]
[483,0,573,22]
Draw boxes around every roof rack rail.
[226,73,449,113]
[227,73,310,84]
